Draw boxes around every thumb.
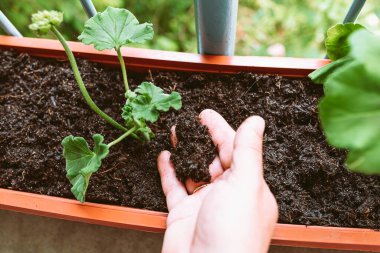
[231,116,265,180]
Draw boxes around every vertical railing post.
[194,0,238,56]
[343,0,366,23]
[0,10,23,37]
[80,0,97,18]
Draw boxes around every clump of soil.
[171,112,216,183]
[0,50,379,229]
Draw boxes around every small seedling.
[29,8,182,202]
[309,24,380,175]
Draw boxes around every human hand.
[157,109,278,253]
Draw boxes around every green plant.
[309,23,365,83]
[325,23,365,61]
[29,8,182,202]
[309,24,380,175]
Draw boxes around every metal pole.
[0,10,22,37]
[80,0,97,18]
[343,0,366,23]
[194,0,238,56]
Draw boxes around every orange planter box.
[0,36,379,252]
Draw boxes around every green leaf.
[29,10,63,35]
[134,120,155,141]
[122,113,155,142]
[308,56,352,84]
[123,82,182,123]
[319,61,380,174]
[325,23,365,60]
[61,134,109,202]
[78,7,154,50]
[349,29,380,78]
[347,145,380,175]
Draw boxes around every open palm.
[157,109,278,253]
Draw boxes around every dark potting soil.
[0,50,379,229]
[171,111,215,183]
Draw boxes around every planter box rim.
[1,188,379,251]
[0,35,329,77]
[1,36,379,252]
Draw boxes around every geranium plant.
[309,23,380,175]
[29,8,182,202]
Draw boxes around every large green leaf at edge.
[349,29,380,78]
[78,7,154,50]
[125,82,182,123]
[325,23,364,61]
[347,145,380,174]
[319,61,380,174]
[62,134,109,202]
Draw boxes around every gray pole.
[343,0,366,23]
[80,0,97,18]
[0,10,22,37]
[194,0,238,56]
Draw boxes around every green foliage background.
[1,0,380,57]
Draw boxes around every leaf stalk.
[107,126,138,148]
[51,25,128,132]
[116,47,129,91]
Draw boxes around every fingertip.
[198,109,235,169]
[231,116,265,178]
[199,109,217,122]
[235,116,265,147]
[157,151,171,171]
[158,150,171,160]
[254,116,265,132]
[199,109,220,128]
[242,116,265,135]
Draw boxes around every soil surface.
[0,50,379,229]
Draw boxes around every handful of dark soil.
[171,112,216,183]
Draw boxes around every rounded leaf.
[325,23,365,61]
[78,7,154,50]
[61,134,109,202]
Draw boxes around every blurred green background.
[1,0,380,58]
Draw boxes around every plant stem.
[116,48,129,91]
[51,26,128,132]
[107,126,137,148]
